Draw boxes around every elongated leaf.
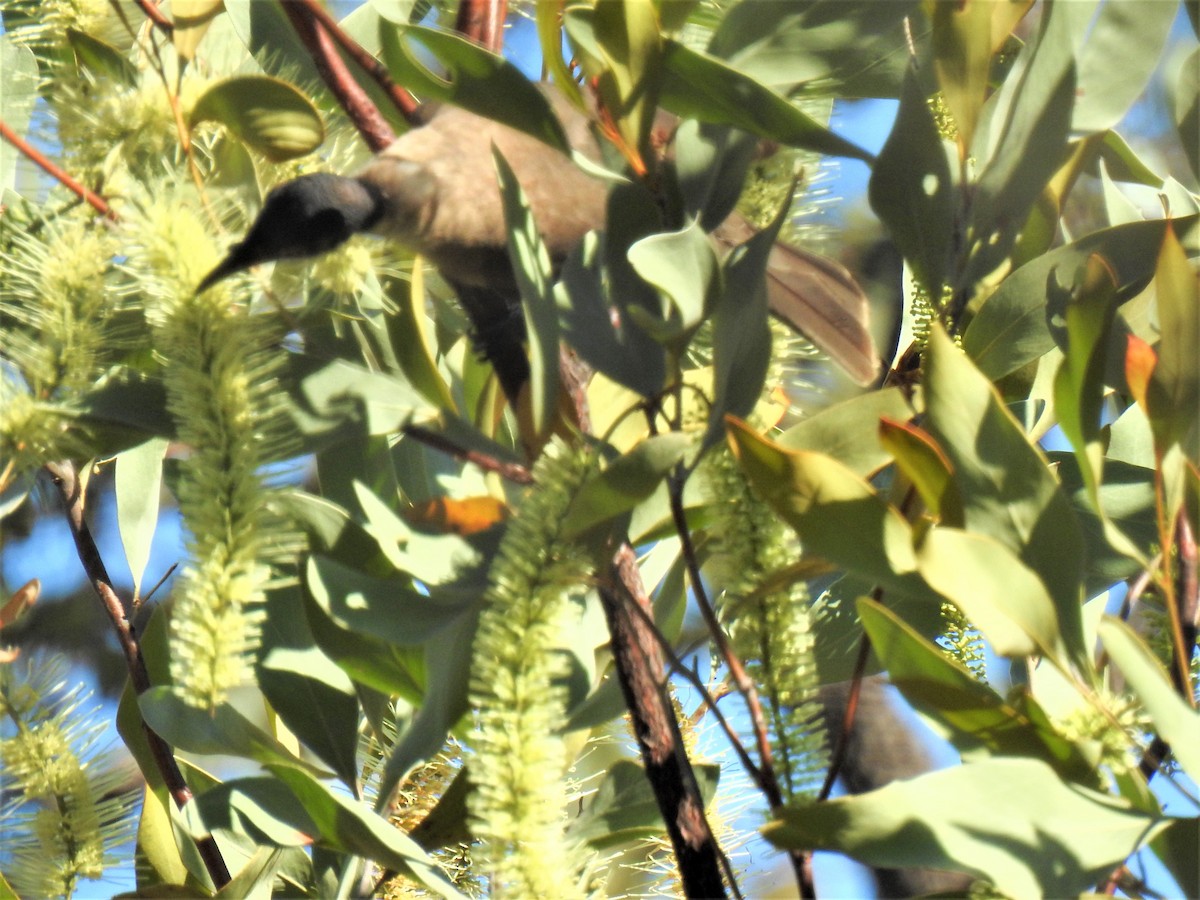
[494,147,558,438]
[172,0,224,64]
[1,38,39,193]
[627,218,721,348]
[964,218,1182,379]
[115,437,169,600]
[926,0,994,154]
[1099,617,1200,784]
[877,417,963,527]
[190,76,323,162]
[139,688,328,776]
[869,64,955,297]
[1177,47,1199,184]
[858,598,1093,779]
[660,41,875,163]
[563,433,691,540]
[1150,816,1200,900]
[778,388,915,477]
[764,757,1165,899]
[289,358,434,439]
[917,527,1069,666]
[66,28,137,86]
[924,327,1089,675]
[1148,224,1200,460]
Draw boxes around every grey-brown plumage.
[199,87,880,391]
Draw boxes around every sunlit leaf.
[115,437,169,600]
[190,76,324,162]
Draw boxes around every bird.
[198,86,880,401]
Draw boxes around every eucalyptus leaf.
[115,437,169,600]
[190,76,324,162]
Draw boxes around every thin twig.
[292,0,419,122]
[0,120,116,221]
[44,462,230,890]
[131,0,173,35]
[403,424,532,484]
[817,633,873,802]
[280,2,397,154]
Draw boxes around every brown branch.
[292,0,419,122]
[454,0,506,53]
[279,2,397,153]
[596,546,730,899]
[817,633,873,802]
[131,0,174,36]
[44,461,230,890]
[0,120,116,221]
[403,423,532,484]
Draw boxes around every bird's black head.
[197,172,383,292]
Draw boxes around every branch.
[130,0,174,36]
[279,2,397,153]
[595,546,731,899]
[402,423,532,484]
[454,0,506,53]
[291,0,419,122]
[0,120,117,221]
[43,461,231,890]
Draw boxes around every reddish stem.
[0,120,117,221]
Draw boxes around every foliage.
[0,1,1197,898]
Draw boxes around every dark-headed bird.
[199,88,879,401]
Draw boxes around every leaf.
[172,0,224,64]
[924,326,1089,675]
[259,581,361,788]
[926,0,995,155]
[707,0,923,98]
[115,437,169,600]
[0,37,38,194]
[869,64,955,298]
[66,28,137,86]
[917,527,1069,665]
[587,0,663,168]
[963,217,1182,380]
[494,147,558,439]
[778,388,915,477]
[276,489,396,578]
[1071,0,1180,133]
[139,688,329,776]
[563,433,691,540]
[1148,224,1200,460]
[660,40,875,163]
[1,578,39,629]
[137,784,189,888]
[704,188,785,450]
[567,760,720,849]
[1098,617,1200,784]
[389,265,455,409]
[626,218,721,349]
[967,10,1076,284]
[288,357,434,439]
[378,22,571,153]
[857,598,1093,779]
[877,417,964,527]
[764,757,1165,898]
[190,76,324,162]
[1176,47,1199,184]
[726,417,940,605]
[214,847,285,900]
[1150,816,1200,900]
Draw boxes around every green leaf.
[707,0,923,98]
[586,0,662,165]
[877,417,964,527]
[674,120,761,230]
[567,759,720,849]
[1150,816,1200,900]
[626,218,721,348]
[494,147,559,437]
[1176,47,1199,184]
[869,64,955,298]
[139,688,328,776]
[66,28,138,86]
[1071,0,1179,133]
[924,327,1089,675]
[963,217,1182,380]
[967,10,1076,284]
[0,39,36,195]
[389,269,455,410]
[214,847,285,900]
[115,437,169,600]
[704,189,785,450]
[305,556,476,648]
[727,418,938,604]
[190,75,324,162]
[926,0,995,154]
[258,585,360,789]
[917,527,1070,666]
[660,40,875,163]
[563,433,691,540]
[288,357,434,439]
[276,489,396,577]
[136,784,190,889]
[858,598,1093,778]
[1098,617,1200,784]
[172,0,224,65]
[1148,224,1200,460]
[778,387,916,477]
[764,757,1165,898]
[378,22,571,154]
